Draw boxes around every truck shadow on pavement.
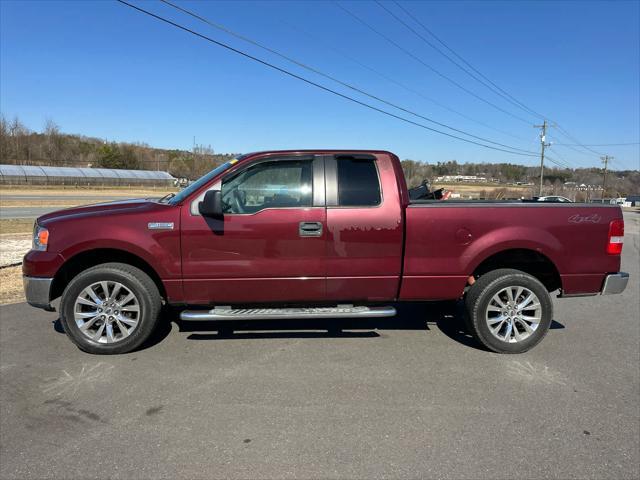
[175,302,454,340]
[52,301,564,353]
[175,300,564,351]
[173,301,561,351]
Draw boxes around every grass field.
[0,218,35,234]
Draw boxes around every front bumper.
[23,276,54,310]
[601,272,629,295]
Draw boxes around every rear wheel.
[59,263,162,354]
[465,268,553,353]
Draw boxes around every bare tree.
[0,115,9,161]
[7,116,30,163]
[44,118,61,165]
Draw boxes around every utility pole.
[601,155,613,200]
[534,120,551,196]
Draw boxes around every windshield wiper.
[158,192,176,203]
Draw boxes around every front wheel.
[465,268,553,354]
[59,263,162,354]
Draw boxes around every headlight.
[32,224,49,251]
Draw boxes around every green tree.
[97,143,122,168]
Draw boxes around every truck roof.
[239,149,396,158]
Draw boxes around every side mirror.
[199,190,223,218]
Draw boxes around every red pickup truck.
[23,150,628,355]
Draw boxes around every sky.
[1,0,639,170]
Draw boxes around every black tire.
[464,268,553,354]
[59,263,162,354]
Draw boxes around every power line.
[389,1,616,163]
[159,0,534,153]
[546,151,574,169]
[545,156,571,169]
[377,1,541,121]
[334,2,533,125]
[115,0,538,157]
[547,132,607,167]
[547,138,591,169]
[548,146,579,169]
[551,123,605,157]
[391,0,546,121]
[547,136,597,158]
[553,142,639,146]
[277,18,527,142]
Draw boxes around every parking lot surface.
[1,213,638,479]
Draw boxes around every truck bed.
[400,202,622,299]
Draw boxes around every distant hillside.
[0,116,236,180]
[401,159,640,199]
[1,115,638,197]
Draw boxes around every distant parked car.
[625,195,640,207]
[536,196,572,203]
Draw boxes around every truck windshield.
[167,161,236,205]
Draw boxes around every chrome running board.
[180,305,396,321]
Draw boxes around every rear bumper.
[601,272,629,295]
[23,276,54,310]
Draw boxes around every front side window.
[221,160,313,214]
[337,158,381,207]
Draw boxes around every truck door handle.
[299,222,323,237]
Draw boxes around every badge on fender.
[148,222,174,230]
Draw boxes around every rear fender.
[465,226,563,274]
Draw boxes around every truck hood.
[37,198,162,225]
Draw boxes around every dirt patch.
[0,219,34,235]
[0,266,24,305]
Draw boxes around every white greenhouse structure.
[0,164,175,187]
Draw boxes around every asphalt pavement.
[0,206,63,219]
[1,195,131,201]
[0,213,638,479]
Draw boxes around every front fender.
[43,203,182,280]
[58,236,180,280]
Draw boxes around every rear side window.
[337,158,381,207]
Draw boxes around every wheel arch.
[470,248,562,292]
[50,248,167,302]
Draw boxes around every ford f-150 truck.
[23,150,628,355]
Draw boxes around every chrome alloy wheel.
[485,286,542,343]
[73,281,140,344]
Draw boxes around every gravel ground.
[0,233,30,267]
